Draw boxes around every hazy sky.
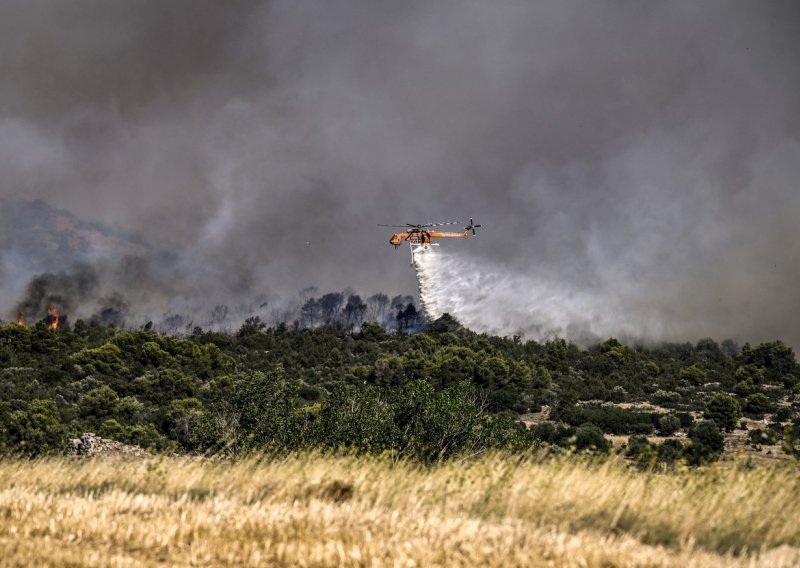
[1,1,799,344]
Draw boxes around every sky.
[1,1,799,345]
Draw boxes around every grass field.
[0,454,798,567]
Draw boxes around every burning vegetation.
[14,306,61,331]
[47,306,59,330]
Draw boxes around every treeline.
[155,290,424,335]
[1,315,799,465]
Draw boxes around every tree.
[367,293,389,321]
[744,393,773,417]
[739,341,799,384]
[402,380,489,461]
[343,295,367,327]
[680,364,708,385]
[319,384,398,453]
[319,293,344,323]
[300,298,321,327]
[209,305,229,329]
[599,338,628,360]
[396,303,420,331]
[79,385,120,422]
[704,394,742,431]
[5,399,65,456]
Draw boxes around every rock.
[67,432,152,459]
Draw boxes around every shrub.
[704,394,742,431]
[744,393,773,417]
[685,420,725,465]
[625,434,650,458]
[748,428,775,446]
[690,420,725,453]
[656,439,685,464]
[652,390,681,405]
[531,422,575,447]
[774,406,792,422]
[658,413,681,436]
[574,423,610,453]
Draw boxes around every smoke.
[16,265,99,319]
[1,1,799,345]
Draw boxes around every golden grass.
[0,453,798,567]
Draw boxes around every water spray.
[412,244,653,344]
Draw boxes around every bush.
[531,422,575,447]
[774,406,792,422]
[574,423,610,453]
[690,420,725,453]
[704,394,742,432]
[748,428,775,446]
[656,439,685,464]
[625,434,651,458]
[652,390,681,405]
[675,412,695,428]
[744,393,773,417]
[658,413,681,436]
[685,420,725,465]
[553,404,657,435]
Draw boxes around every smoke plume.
[1,1,799,345]
[16,265,99,320]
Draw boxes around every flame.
[17,312,25,326]
[47,306,59,331]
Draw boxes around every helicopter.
[379,219,481,265]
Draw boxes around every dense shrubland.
[1,314,799,464]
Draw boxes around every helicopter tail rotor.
[466,218,482,235]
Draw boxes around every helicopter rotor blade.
[426,221,461,227]
[380,220,464,229]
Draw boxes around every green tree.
[79,385,120,422]
[680,365,708,385]
[5,399,65,456]
[744,393,773,417]
[704,394,742,432]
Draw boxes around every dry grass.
[0,453,798,567]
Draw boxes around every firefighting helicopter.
[379,219,481,265]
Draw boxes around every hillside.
[0,198,148,276]
[1,317,798,465]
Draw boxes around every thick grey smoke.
[1,1,799,345]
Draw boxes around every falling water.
[412,245,656,344]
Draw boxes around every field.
[0,454,798,567]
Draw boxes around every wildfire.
[47,306,59,331]
[17,312,25,326]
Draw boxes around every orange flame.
[47,306,59,331]
[17,312,25,326]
